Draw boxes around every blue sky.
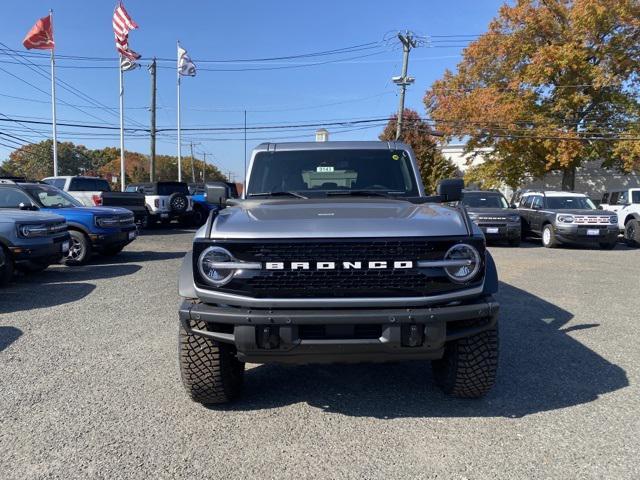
[0,0,505,180]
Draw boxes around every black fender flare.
[66,222,91,236]
[482,250,499,295]
[178,251,198,299]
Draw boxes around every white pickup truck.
[43,176,149,227]
[599,188,640,246]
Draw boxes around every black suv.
[461,190,521,246]
[517,191,618,249]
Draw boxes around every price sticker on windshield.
[316,166,334,172]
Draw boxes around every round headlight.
[557,214,575,224]
[198,246,235,286]
[610,216,618,224]
[508,214,521,222]
[443,244,481,284]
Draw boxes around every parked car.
[187,182,239,226]
[0,182,70,284]
[517,190,618,249]
[599,188,640,247]
[2,180,137,265]
[460,190,521,246]
[125,182,193,226]
[178,141,500,404]
[43,176,148,228]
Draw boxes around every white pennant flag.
[178,45,196,76]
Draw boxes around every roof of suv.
[522,191,587,197]
[253,141,410,152]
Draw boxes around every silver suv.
[177,141,500,405]
[0,185,70,285]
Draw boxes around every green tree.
[424,0,640,190]
[2,140,94,179]
[379,109,458,193]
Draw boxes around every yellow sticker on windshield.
[392,154,400,160]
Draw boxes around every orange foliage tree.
[424,0,640,190]
[379,109,458,193]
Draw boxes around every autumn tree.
[1,140,227,187]
[424,0,640,191]
[379,109,458,193]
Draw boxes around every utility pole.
[393,31,417,140]
[189,141,197,183]
[202,152,207,182]
[149,58,157,182]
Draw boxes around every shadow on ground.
[0,263,142,314]
[212,281,628,418]
[91,251,186,265]
[0,326,22,352]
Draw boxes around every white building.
[440,142,640,200]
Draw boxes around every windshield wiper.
[248,191,308,199]
[326,190,394,198]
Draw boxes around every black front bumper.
[9,233,70,264]
[179,297,499,364]
[478,223,521,241]
[554,225,618,244]
[89,226,137,249]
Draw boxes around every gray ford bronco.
[177,141,500,404]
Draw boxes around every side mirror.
[437,178,464,202]
[205,181,229,206]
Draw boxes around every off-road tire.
[169,193,188,214]
[0,246,14,286]
[179,320,245,405]
[432,323,499,398]
[624,219,640,248]
[542,224,558,248]
[65,230,92,266]
[191,206,207,227]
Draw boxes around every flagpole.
[119,55,126,191]
[177,41,182,182]
[49,10,58,176]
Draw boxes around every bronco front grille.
[194,237,485,299]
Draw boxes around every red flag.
[23,15,55,50]
[112,2,140,60]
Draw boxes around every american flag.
[112,2,140,60]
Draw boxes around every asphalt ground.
[1,229,639,479]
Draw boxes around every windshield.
[546,196,596,210]
[24,185,83,208]
[462,193,508,209]
[246,149,419,197]
[158,183,189,195]
[0,187,35,208]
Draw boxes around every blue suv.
[4,181,138,265]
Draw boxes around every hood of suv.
[43,206,133,216]
[0,209,66,223]
[467,207,516,218]
[210,198,469,239]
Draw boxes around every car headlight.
[507,214,521,223]
[17,223,48,238]
[557,214,575,224]
[198,246,236,286]
[443,244,481,284]
[610,216,618,224]
[95,216,121,228]
[467,212,479,224]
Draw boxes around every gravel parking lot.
[1,230,639,479]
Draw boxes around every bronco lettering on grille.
[265,261,414,270]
